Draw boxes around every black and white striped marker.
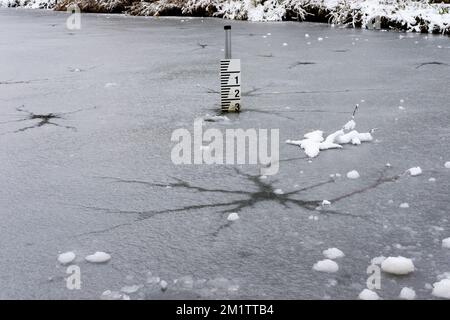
[221,26,241,112]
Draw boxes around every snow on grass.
[322,248,344,259]
[399,287,416,300]
[85,251,111,263]
[442,237,450,249]
[346,170,360,179]
[407,167,422,176]
[0,0,56,9]
[381,256,415,275]
[432,279,450,299]
[227,212,240,221]
[313,259,339,273]
[399,202,409,208]
[4,0,450,34]
[358,288,380,300]
[57,251,76,265]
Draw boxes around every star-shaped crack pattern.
[0,105,95,135]
[80,167,402,236]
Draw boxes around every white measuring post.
[220,25,241,112]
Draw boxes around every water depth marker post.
[220,25,241,112]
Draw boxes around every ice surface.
[1,9,450,300]
[371,256,386,265]
[121,285,142,294]
[343,119,356,131]
[381,257,415,275]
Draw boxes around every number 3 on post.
[220,59,241,112]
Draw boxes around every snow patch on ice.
[313,259,339,273]
[407,167,422,176]
[227,212,240,221]
[359,288,380,300]
[381,256,415,275]
[346,170,360,179]
[274,188,284,195]
[442,237,450,249]
[57,251,76,265]
[286,111,373,158]
[432,279,450,299]
[322,248,344,259]
[85,252,111,263]
[399,287,416,300]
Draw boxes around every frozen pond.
[0,8,450,299]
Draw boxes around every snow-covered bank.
[1,0,449,35]
[0,0,55,9]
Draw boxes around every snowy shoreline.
[1,0,449,34]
